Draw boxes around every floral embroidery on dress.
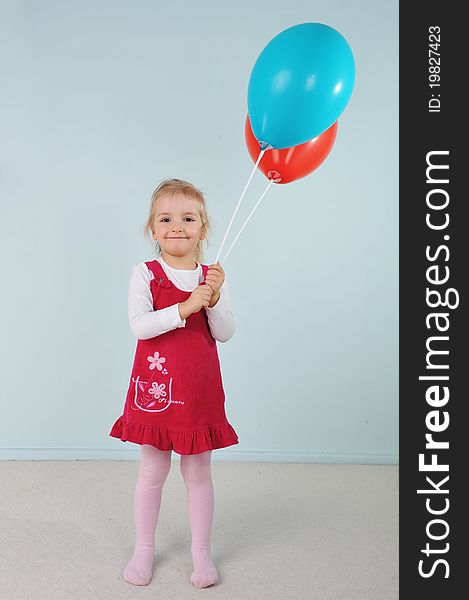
[148,381,166,399]
[147,352,166,371]
[131,375,177,413]
[131,349,183,413]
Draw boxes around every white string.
[215,148,266,263]
[221,178,275,264]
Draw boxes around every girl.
[109,179,239,588]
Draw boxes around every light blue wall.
[0,0,398,462]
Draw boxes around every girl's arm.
[205,279,236,343]
[128,263,186,339]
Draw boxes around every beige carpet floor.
[0,460,398,600]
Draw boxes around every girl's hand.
[180,284,213,317]
[205,262,225,306]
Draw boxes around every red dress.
[109,259,239,455]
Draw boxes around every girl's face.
[152,193,205,260]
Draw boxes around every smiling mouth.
[167,237,188,239]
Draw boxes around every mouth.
[166,237,188,239]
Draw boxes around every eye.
[160,218,170,222]
[184,217,195,222]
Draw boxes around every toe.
[123,569,151,586]
[191,569,219,588]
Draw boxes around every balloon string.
[221,178,275,264]
[215,148,265,263]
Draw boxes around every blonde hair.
[144,179,212,264]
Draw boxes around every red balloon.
[245,115,338,184]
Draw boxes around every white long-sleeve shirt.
[128,257,235,343]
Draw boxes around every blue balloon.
[247,23,355,149]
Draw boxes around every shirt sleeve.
[128,263,186,340]
[205,278,236,343]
